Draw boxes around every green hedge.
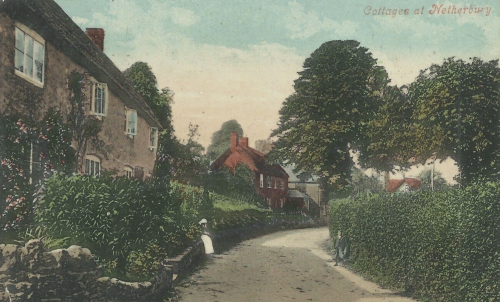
[329,182,500,302]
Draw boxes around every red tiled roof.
[387,178,422,192]
[210,139,288,178]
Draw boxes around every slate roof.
[387,178,422,192]
[1,0,161,128]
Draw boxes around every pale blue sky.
[55,0,499,154]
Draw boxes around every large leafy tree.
[410,58,500,183]
[270,40,388,198]
[206,120,244,161]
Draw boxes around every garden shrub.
[329,182,500,301]
[35,174,188,277]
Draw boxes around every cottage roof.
[210,136,288,178]
[1,0,162,128]
[387,178,422,192]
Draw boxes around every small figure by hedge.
[199,218,214,255]
[334,230,346,267]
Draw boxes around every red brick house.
[210,133,289,208]
[0,0,161,179]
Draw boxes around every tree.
[410,58,500,184]
[270,40,388,198]
[417,168,449,191]
[206,120,243,161]
[169,123,209,185]
[348,167,384,198]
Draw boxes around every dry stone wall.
[0,240,172,302]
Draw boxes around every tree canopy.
[270,40,388,197]
[409,58,500,183]
[206,120,244,161]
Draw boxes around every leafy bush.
[35,174,189,277]
[329,182,500,301]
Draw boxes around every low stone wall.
[0,219,317,301]
[0,240,172,302]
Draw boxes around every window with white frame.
[267,176,272,188]
[274,177,278,189]
[259,174,264,188]
[126,109,137,135]
[91,81,107,116]
[15,25,45,85]
[280,198,284,208]
[280,179,285,190]
[149,127,158,149]
[85,155,101,176]
[124,166,133,178]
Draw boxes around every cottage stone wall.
[0,13,156,178]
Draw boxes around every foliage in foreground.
[329,182,500,302]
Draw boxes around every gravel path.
[174,227,416,302]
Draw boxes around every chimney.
[86,28,105,51]
[239,137,249,148]
[230,132,238,152]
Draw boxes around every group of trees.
[270,40,500,199]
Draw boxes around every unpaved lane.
[175,228,416,302]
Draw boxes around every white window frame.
[85,155,101,176]
[280,179,285,190]
[259,174,264,188]
[280,198,284,208]
[267,176,272,188]
[274,177,278,189]
[125,108,138,136]
[90,80,108,116]
[14,23,45,87]
[124,166,134,178]
[149,127,158,150]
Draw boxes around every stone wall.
[0,240,172,302]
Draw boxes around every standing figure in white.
[199,218,214,254]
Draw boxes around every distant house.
[0,0,161,179]
[387,178,422,193]
[210,133,288,208]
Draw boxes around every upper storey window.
[15,25,45,86]
[91,81,108,116]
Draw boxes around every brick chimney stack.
[230,132,238,152]
[239,137,249,148]
[86,28,105,51]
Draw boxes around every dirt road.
[174,227,416,302]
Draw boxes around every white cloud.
[168,7,200,26]
[283,1,359,39]
[72,16,89,25]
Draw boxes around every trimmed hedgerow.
[329,182,500,302]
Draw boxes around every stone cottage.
[0,0,161,179]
